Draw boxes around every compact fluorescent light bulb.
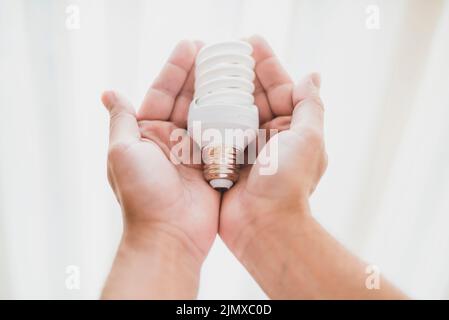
[188,40,259,190]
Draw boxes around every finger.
[247,35,293,117]
[139,120,202,169]
[290,73,324,136]
[253,75,274,125]
[138,120,177,157]
[170,41,203,128]
[293,72,321,103]
[101,91,140,147]
[258,116,291,148]
[138,40,197,121]
[261,115,291,132]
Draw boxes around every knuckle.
[138,120,154,135]
[106,165,115,188]
[300,126,323,145]
[107,143,130,163]
[320,151,329,174]
[109,110,132,129]
[109,109,126,121]
[302,95,324,113]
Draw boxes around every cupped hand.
[102,40,220,263]
[219,36,328,257]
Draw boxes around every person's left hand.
[219,36,327,259]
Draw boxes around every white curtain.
[0,0,448,299]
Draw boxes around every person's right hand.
[101,40,223,299]
[219,35,327,258]
[102,40,220,269]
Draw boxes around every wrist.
[102,223,203,299]
[232,197,312,260]
[122,221,204,270]
[234,207,316,299]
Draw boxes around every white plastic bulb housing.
[187,40,259,190]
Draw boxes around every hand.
[219,35,327,258]
[101,36,405,300]
[219,37,405,300]
[101,41,220,298]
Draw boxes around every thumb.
[101,90,140,148]
[290,73,324,137]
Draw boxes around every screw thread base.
[202,145,240,190]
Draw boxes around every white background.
[1,0,449,299]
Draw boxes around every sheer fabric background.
[1,0,448,299]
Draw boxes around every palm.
[135,120,220,255]
[104,37,320,259]
[220,36,300,249]
[220,119,295,247]
[219,37,327,255]
[106,40,220,257]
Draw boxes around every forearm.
[101,225,201,299]
[237,204,407,299]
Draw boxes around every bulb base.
[202,145,240,190]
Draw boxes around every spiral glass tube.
[188,40,259,190]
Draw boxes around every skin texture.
[219,36,328,255]
[101,41,219,299]
[101,36,407,300]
